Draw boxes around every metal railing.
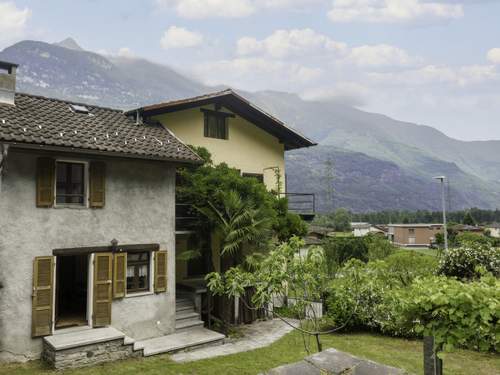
[175,203,199,232]
[280,193,316,216]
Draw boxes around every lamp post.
[434,176,448,251]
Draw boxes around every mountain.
[1,39,499,212]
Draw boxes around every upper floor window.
[203,109,231,140]
[56,161,86,206]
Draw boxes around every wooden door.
[93,253,112,327]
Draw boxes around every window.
[204,112,228,140]
[126,252,150,293]
[408,228,415,235]
[242,173,264,184]
[56,161,86,205]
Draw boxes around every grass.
[2,331,498,375]
[398,247,438,257]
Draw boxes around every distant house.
[388,224,443,247]
[486,223,500,238]
[452,224,484,234]
[351,223,386,237]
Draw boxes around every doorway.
[55,254,89,329]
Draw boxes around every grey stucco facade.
[0,148,177,362]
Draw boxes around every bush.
[364,234,396,261]
[397,274,500,352]
[438,242,500,279]
[323,237,368,275]
[455,232,492,246]
[384,251,438,286]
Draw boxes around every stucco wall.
[0,149,177,362]
[392,226,441,246]
[154,106,286,192]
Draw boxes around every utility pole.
[434,176,448,251]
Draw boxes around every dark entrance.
[55,254,88,329]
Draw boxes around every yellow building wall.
[153,106,286,192]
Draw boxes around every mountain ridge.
[1,39,498,211]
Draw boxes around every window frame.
[125,250,153,295]
[54,159,89,208]
[202,109,232,140]
[242,172,264,184]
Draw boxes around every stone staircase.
[175,295,205,331]
[42,296,225,370]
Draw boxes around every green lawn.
[398,247,438,257]
[2,331,498,375]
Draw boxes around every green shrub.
[397,274,500,352]
[455,232,492,246]
[438,242,500,279]
[384,251,438,286]
[323,237,368,275]
[365,234,396,261]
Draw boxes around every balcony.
[175,203,199,233]
[280,193,316,222]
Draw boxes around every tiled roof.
[0,93,202,163]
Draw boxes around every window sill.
[124,290,154,298]
[53,205,89,209]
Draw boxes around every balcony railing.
[280,193,316,221]
[176,203,199,233]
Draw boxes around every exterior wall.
[487,227,500,238]
[391,226,442,247]
[154,106,286,192]
[352,228,370,237]
[0,149,177,362]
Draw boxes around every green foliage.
[397,274,500,352]
[272,197,308,242]
[455,232,492,246]
[198,190,271,257]
[437,242,500,279]
[463,211,477,226]
[312,208,351,231]
[322,237,368,275]
[364,234,396,261]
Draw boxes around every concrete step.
[44,327,125,351]
[175,312,200,322]
[175,318,204,332]
[176,304,195,313]
[134,327,225,357]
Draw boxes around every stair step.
[176,312,200,322]
[176,297,192,304]
[176,305,195,313]
[135,327,225,357]
[175,319,204,331]
[44,327,125,351]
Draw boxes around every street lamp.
[434,176,448,251]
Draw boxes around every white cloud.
[237,29,347,59]
[328,0,464,23]
[301,82,371,106]
[160,26,203,49]
[348,44,416,66]
[0,1,31,44]
[117,47,135,58]
[155,0,255,19]
[487,48,500,65]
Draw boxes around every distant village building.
[486,223,500,238]
[388,224,443,248]
[351,223,387,237]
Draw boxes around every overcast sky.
[1,0,499,141]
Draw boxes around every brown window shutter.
[32,256,54,337]
[36,157,55,207]
[93,253,112,327]
[113,252,127,299]
[89,161,106,208]
[154,251,168,293]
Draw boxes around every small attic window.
[70,104,89,114]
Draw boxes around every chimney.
[0,61,18,106]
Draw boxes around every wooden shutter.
[113,252,127,299]
[36,158,55,207]
[154,251,168,293]
[89,161,106,208]
[93,253,112,327]
[32,256,54,337]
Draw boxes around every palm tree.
[198,190,271,268]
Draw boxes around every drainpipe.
[0,143,9,193]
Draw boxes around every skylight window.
[70,104,89,114]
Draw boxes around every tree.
[333,208,351,232]
[463,211,477,226]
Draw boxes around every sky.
[1,0,500,141]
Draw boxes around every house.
[351,222,371,237]
[0,60,316,367]
[387,224,443,247]
[127,91,316,289]
[452,224,484,234]
[486,223,500,238]
[0,61,229,367]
